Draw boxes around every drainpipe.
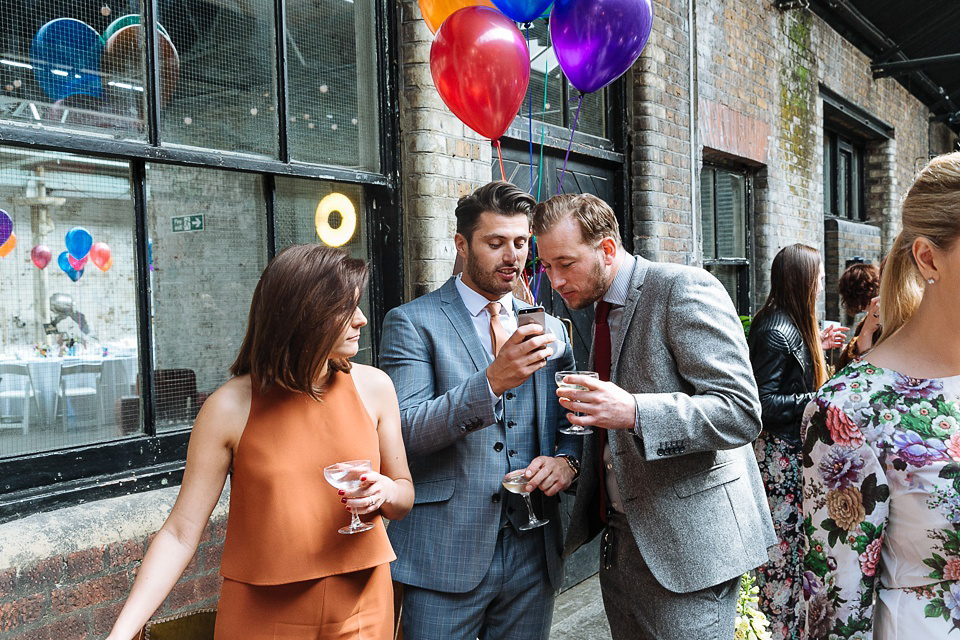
[688,0,700,266]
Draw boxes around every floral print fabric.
[802,360,960,638]
[755,435,805,640]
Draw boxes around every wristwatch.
[555,454,580,479]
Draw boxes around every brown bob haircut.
[230,244,368,399]
[531,193,622,246]
[455,180,535,241]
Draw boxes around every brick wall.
[691,2,932,313]
[0,489,228,640]
[397,0,492,299]
[629,0,695,263]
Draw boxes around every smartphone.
[517,306,546,335]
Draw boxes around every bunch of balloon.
[427,5,531,180]
[0,210,14,258]
[549,0,654,190]
[60,227,93,282]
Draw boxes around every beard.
[464,252,517,298]
[564,257,607,310]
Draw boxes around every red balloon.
[90,242,112,271]
[67,253,88,271]
[31,244,52,269]
[430,7,530,140]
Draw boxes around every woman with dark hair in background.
[836,261,882,372]
[748,243,847,640]
[106,244,414,640]
[803,152,960,637]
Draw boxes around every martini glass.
[502,469,549,530]
[555,371,599,435]
[323,459,375,534]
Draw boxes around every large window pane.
[716,171,745,259]
[147,164,267,430]
[0,4,147,138]
[274,178,372,364]
[158,0,278,156]
[287,0,379,169]
[0,148,138,457]
[699,167,716,259]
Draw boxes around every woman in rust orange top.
[105,245,414,640]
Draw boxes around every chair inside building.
[57,363,104,430]
[0,363,37,434]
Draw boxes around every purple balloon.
[550,0,653,94]
[0,210,11,246]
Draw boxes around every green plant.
[735,573,772,640]
[740,315,753,340]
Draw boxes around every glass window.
[0,148,138,458]
[520,22,606,139]
[157,0,278,157]
[824,129,865,221]
[0,5,147,138]
[286,0,380,169]
[146,164,267,431]
[273,177,372,363]
[700,164,751,314]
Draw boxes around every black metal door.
[494,143,622,590]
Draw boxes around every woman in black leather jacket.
[747,244,845,640]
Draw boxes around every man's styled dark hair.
[230,244,368,399]
[455,181,535,241]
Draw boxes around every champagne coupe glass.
[555,371,599,435]
[323,459,375,534]
[502,470,549,530]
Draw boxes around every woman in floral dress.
[749,244,845,640]
[802,151,960,638]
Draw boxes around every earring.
[928,278,936,284]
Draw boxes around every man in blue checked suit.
[379,181,581,640]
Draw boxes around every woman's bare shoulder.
[350,363,396,396]
[192,375,253,445]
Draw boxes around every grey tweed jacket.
[563,256,776,594]
[380,278,580,593]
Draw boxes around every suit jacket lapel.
[611,256,650,380]
[439,278,489,373]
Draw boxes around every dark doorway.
[495,142,624,590]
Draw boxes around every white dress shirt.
[455,276,517,404]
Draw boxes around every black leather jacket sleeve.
[749,327,814,444]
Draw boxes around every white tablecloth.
[0,355,137,427]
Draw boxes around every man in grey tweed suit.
[533,193,776,640]
[379,182,581,640]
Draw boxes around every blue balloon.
[492,0,553,24]
[58,250,83,281]
[30,19,105,103]
[65,227,93,260]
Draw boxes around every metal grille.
[286,0,380,169]
[0,147,138,458]
[0,2,147,137]
[157,0,278,156]
[273,178,373,364]
[146,163,267,431]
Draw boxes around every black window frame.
[700,163,754,315]
[0,0,402,523]
[823,128,866,222]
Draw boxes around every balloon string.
[494,139,505,181]
[536,50,548,204]
[557,93,583,193]
[533,43,549,302]
[525,24,534,195]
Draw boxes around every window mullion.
[131,160,156,435]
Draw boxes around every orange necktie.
[486,301,510,356]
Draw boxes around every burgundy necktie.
[594,300,612,522]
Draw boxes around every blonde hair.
[877,151,960,344]
[531,193,622,245]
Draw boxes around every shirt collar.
[455,275,514,317]
[602,252,637,307]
